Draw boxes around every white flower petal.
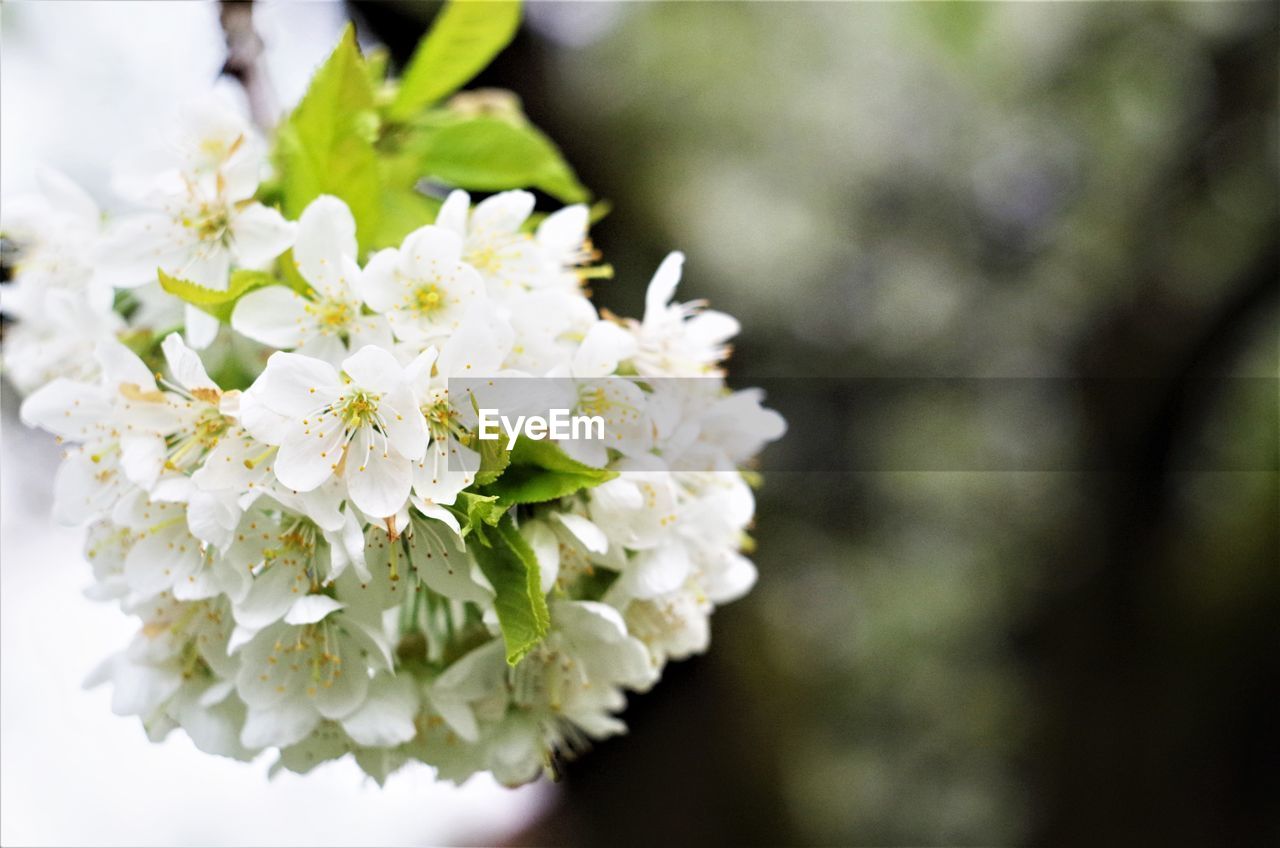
[357,249,400,313]
[294,332,348,367]
[521,519,560,594]
[34,165,99,224]
[241,702,320,750]
[399,225,464,276]
[686,309,740,346]
[284,594,345,625]
[644,251,685,321]
[184,305,221,350]
[313,625,373,719]
[161,332,218,392]
[119,435,167,489]
[553,512,609,555]
[53,450,116,524]
[229,203,295,267]
[275,412,345,492]
[292,481,347,533]
[412,439,475,503]
[434,189,471,237]
[19,378,110,440]
[704,550,758,604]
[624,544,692,599]
[176,243,232,291]
[535,204,588,257]
[340,345,403,394]
[186,489,240,549]
[93,214,190,289]
[234,562,301,629]
[471,190,535,235]
[231,286,312,350]
[344,426,412,519]
[572,320,636,378]
[380,383,427,462]
[412,499,462,537]
[249,351,341,418]
[294,195,358,297]
[109,660,183,717]
[124,527,200,598]
[437,309,511,378]
[404,346,439,400]
[97,339,159,393]
[340,674,419,747]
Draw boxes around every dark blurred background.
[350,2,1279,844]
[2,2,1275,845]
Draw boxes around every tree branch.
[219,0,277,131]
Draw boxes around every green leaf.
[468,514,549,665]
[275,25,381,252]
[480,438,616,506]
[372,187,442,251]
[473,434,511,487]
[364,46,390,87]
[416,116,590,203]
[388,0,523,121]
[157,269,277,323]
[446,491,505,541]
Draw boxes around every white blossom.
[0,169,120,392]
[359,223,488,346]
[626,252,741,377]
[434,189,591,301]
[231,196,392,364]
[239,346,426,519]
[97,100,294,348]
[6,72,786,789]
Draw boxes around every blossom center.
[315,298,353,328]
[412,283,444,314]
[577,385,636,421]
[339,389,381,430]
[183,203,231,243]
[466,232,523,276]
[197,133,243,162]
[193,408,231,447]
[166,408,232,470]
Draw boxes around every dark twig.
[219,1,277,131]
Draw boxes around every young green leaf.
[157,268,277,323]
[275,25,381,252]
[416,116,590,203]
[372,187,443,251]
[480,438,616,506]
[446,490,506,541]
[388,0,522,121]
[473,433,512,487]
[364,46,391,87]
[468,514,549,665]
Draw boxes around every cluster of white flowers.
[3,99,784,786]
